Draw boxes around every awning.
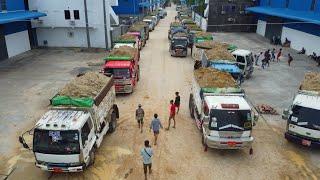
[246,7,320,25]
[0,11,46,25]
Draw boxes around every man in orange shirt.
[166,100,176,130]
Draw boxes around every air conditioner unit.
[68,31,74,37]
[227,18,235,22]
[69,20,76,26]
[221,11,226,15]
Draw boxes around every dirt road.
[2,5,320,180]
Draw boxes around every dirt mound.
[195,41,230,50]
[118,34,136,41]
[109,46,136,58]
[205,48,235,61]
[128,25,143,32]
[194,68,237,88]
[300,72,320,92]
[186,25,201,31]
[173,32,188,37]
[134,21,148,27]
[59,72,110,98]
[195,32,212,38]
[170,22,182,27]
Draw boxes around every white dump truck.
[189,68,257,151]
[282,73,320,148]
[19,72,119,172]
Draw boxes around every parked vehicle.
[114,34,141,51]
[103,46,140,94]
[127,25,146,49]
[113,40,138,50]
[134,21,150,40]
[168,26,187,40]
[189,68,257,150]
[143,19,155,31]
[19,73,119,172]
[170,33,188,57]
[282,73,320,148]
[232,49,254,79]
[144,16,157,29]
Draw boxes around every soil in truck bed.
[300,72,320,92]
[109,46,137,59]
[194,67,237,88]
[195,41,230,50]
[205,47,235,61]
[59,72,110,98]
[118,34,136,41]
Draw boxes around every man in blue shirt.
[150,114,163,145]
[141,140,153,180]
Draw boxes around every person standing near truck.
[141,140,153,180]
[174,92,180,114]
[277,48,282,62]
[136,104,145,133]
[166,100,176,130]
[150,114,163,145]
[288,53,293,66]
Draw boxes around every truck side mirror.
[282,108,289,120]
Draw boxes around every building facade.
[207,0,257,32]
[28,0,119,49]
[247,0,320,55]
[0,0,45,61]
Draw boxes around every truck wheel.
[113,104,119,118]
[202,135,206,145]
[88,150,95,166]
[108,112,117,133]
[189,94,195,119]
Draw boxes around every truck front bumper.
[171,50,187,57]
[36,163,85,172]
[204,135,254,149]
[285,132,320,148]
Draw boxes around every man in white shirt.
[140,140,153,180]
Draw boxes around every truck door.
[235,55,246,74]
[81,117,95,164]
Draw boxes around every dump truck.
[189,68,257,151]
[200,45,241,80]
[103,46,140,94]
[127,25,146,50]
[143,18,155,31]
[282,72,320,147]
[168,22,184,40]
[19,72,119,172]
[170,32,189,57]
[232,49,254,79]
[134,21,150,40]
[113,34,139,50]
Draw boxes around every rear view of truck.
[170,32,188,57]
[103,46,140,94]
[189,68,256,151]
[283,72,320,147]
[19,72,119,172]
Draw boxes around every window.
[64,10,71,20]
[0,0,6,11]
[74,10,80,20]
[81,122,91,146]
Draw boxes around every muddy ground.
[1,5,320,180]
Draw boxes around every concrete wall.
[281,26,320,55]
[256,20,266,36]
[5,30,31,58]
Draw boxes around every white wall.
[29,0,116,48]
[256,20,266,37]
[281,27,320,55]
[5,30,31,58]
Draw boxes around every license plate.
[52,167,63,173]
[302,139,311,146]
[227,141,237,147]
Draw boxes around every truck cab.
[104,59,140,94]
[143,19,155,31]
[170,36,188,57]
[283,91,320,147]
[232,49,254,79]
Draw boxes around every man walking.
[277,48,282,62]
[256,52,263,66]
[141,140,153,180]
[136,104,145,133]
[264,49,271,67]
[271,48,276,61]
[174,92,180,114]
[150,114,163,145]
[166,100,176,130]
[288,53,293,66]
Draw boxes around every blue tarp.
[0,11,46,25]
[210,63,241,74]
[246,7,320,25]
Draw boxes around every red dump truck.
[103,46,140,94]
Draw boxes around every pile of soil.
[128,25,143,32]
[171,22,182,27]
[205,48,235,61]
[109,46,136,58]
[300,72,320,92]
[118,34,136,41]
[173,32,188,37]
[182,19,195,24]
[194,68,237,88]
[195,32,212,38]
[134,21,148,27]
[187,25,201,31]
[195,41,230,50]
[59,72,110,98]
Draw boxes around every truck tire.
[113,104,119,118]
[189,94,195,119]
[88,149,95,167]
[108,112,117,133]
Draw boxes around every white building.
[28,0,119,49]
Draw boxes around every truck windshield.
[290,105,320,130]
[33,129,80,154]
[105,68,130,79]
[209,110,252,131]
[172,39,187,47]
[246,54,254,66]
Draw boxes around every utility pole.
[103,0,108,49]
[84,0,91,48]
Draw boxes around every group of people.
[254,48,294,68]
[137,92,180,179]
